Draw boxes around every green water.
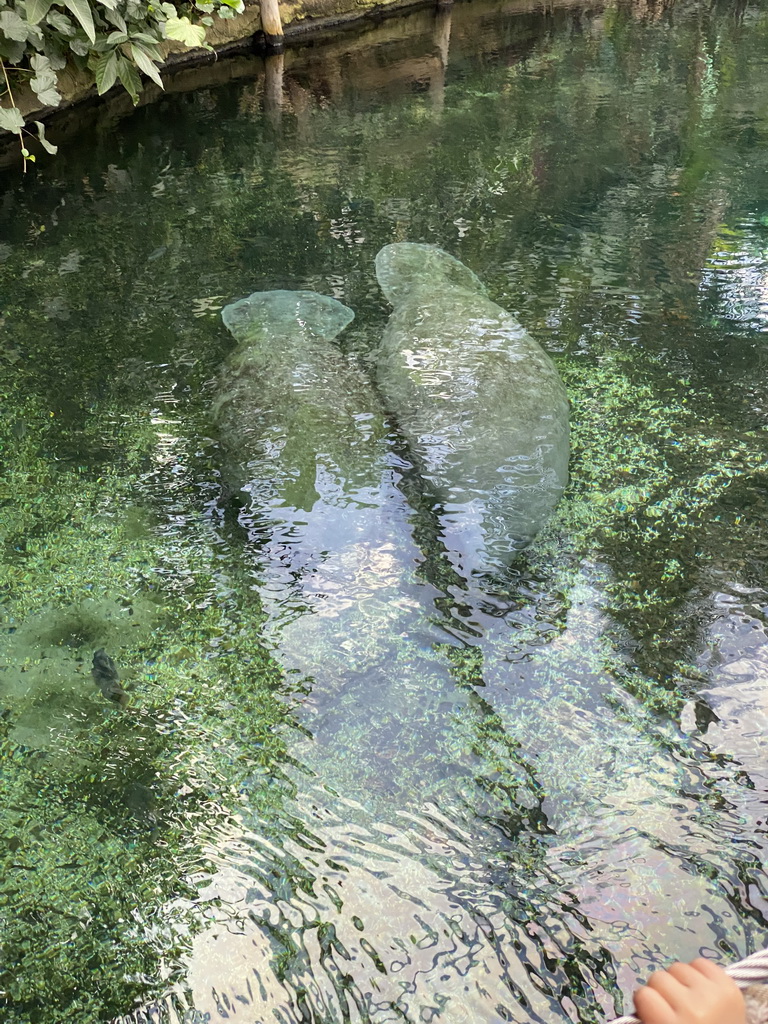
[1,0,768,1019]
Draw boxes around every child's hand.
[634,958,745,1024]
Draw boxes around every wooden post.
[434,1,452,65]
[264,51,285,126]
[260,0,284,51]
[430,2,452,112]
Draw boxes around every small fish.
[91,649,129,706]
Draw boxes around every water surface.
[1,0,768,1020]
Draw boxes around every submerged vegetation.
[1,0,768,1019]
[0,364,297,1021]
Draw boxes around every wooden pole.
[433,1,452,65]
[263,51,285,125]
[430,2,452,112]
[260,0,284,50]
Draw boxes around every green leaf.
[63,0,95,43]
[92,49,118,93]
[164,15,206,47]
[46,9,76,35]
[105,29,128,42]
[0,9,31,40]
[42,39,68,69]
[31,83,61,105]
[0,36,25,62]
[103,7,126,31]
[31,52,52,71]
[29,51,61,104]
[129,30,162,46]
[0,106,25,134]
[130,42,163,88]
[116,53,141,102]
[33,120,58,154]
[26,0,53,23]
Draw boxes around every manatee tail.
[221,290,355,347]
[375,243,487,306]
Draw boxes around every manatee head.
[221,289,355,348]
[375,243,487,307]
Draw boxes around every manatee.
[214,290,375,512]
[215,288,466,780]
[375,242,570,575]
[215,289,425,631]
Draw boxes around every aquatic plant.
[0,338,298,1022]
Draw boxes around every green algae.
[531,350,768,712]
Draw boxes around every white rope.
[609,948,768,1024]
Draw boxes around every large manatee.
[375,243,570,575]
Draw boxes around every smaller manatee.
[215,289,379,514]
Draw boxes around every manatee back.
[374,245,570,569]
[379,298,569,502]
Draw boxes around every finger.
[645,969,691,1011]
[688,958,731,983]
[667,962,712,988]
[634,984,677,1024]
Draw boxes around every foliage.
[0,0,244,168]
